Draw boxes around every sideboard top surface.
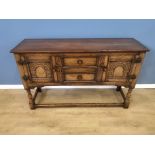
[11,38,149,53]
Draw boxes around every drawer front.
[65,73,95,81]
[63,55,98,83]
[63,57,97,66]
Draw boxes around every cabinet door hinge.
[23,75,29,81]
[18,59,28,65]
[132,57,142,63]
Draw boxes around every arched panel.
[106,61,132,82]
[27,61,53,83]
[113,66,124,77]
[36,66,46,78]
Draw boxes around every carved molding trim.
[55,56,62,66]
[55,56,64,82]
[98,56,105,66]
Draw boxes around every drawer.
[63,57,97,66]
[65,73,95,81]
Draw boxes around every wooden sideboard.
[11,38,149,109]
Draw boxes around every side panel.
[129,52,146,88]
[14,54,29,89]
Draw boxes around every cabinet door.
[105,55,134,82]
[23,54,54,83]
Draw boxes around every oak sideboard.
[11,38,149,109]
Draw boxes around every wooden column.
[116,86,121,91]
[37,87,42,92]
[26,89,35,109]
[124,88,133,108]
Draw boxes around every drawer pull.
[77,75,83,80]
[77,59,83,65]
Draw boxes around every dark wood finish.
[11,38,149,53]
[11,38,149,109]
[116,86,121,91]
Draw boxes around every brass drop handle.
[77,75,83,80]
[77,59,83,65]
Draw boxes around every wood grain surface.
[11,38,149,53]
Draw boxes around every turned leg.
[26,89,35,110]
[124,88,133,108]
[116,86,121,91]
[37,87,42,92]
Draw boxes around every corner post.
[124,88,133,108]
[26,89,35,109]
[116,86,121,91]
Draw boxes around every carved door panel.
[22,55,54,83]
[105,55,134,82]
